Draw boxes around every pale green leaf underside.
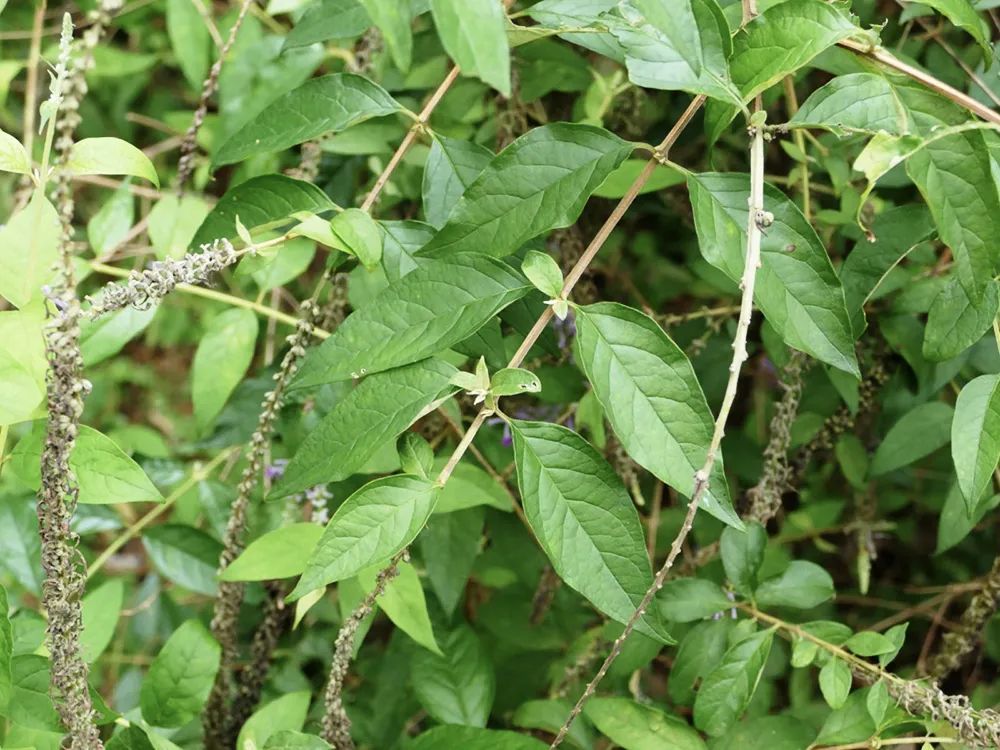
[221,523,324,582]
[952,374,1000,514]
[430,0,511,95]
[65,137,160,187]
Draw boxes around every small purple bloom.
[265,459,289,481]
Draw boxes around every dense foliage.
[2,0,1000,748]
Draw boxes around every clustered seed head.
[887,677,1000,748]
[85,239,239,317]
[927,557,1000,679]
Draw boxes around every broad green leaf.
[139,620,220,728]
[292,254,530,389]
[953,374,1000,513]
[790,72,968,136]
[65,138,159,186]
[814,689,876,746]
[212,74,402,167]
[398,433,434,479]
[730,0,859,103]
[283,0,371,50]
[9,654,60,730]
[419,124,633,259]
[510,419,673,643]
[688,173,859,376]
[147,194,210,260]
[107,725,155,750]
[289,475,438,599]
[721,522,767,596]
[924,277,999,361]
[0,584,10,712]
[221,523,324,581]
[328,208,382,270]
[81,306,157,366]
[409,726,547,750]
[870,401,954,476]
[914,0,992,60]
[709,716,815,750]
[513,699,595,750]
[87,182,134,257]
[411,625,494,726]
[605,0,740,104]
[0,309,47,425]
[0,127,29,174]
[239,236,316,291]
[142,524,222,596]
[359,0,413,71]
[594,159,684,198]
[237,692,311,750]
[756,561,834,609]
[0,188,60,309]
[906,127,1000,301]
[420,507,484,616]
[359,559,440,654]
[527,0,626,61]
[937,483,1000,554]
[382,220,436,281]
[192,174,335,248]
[658,578,732,622]
[432,459,514,513]
[192,308,258,433]
[166,0,210,90]
[845,631,897,657]
[0,495,43,595]
[819,658,852,709]
[521,250,564,299]
[574,302,738,526]
[10,423,163,505]
[839,205,935,337]
[81,579,124,663]
[867,680,891,727]
[585,697,707,750]
[264,732,332,750]
[422,135,493,228]
[431,0,510,95]
[274,359,456,497]
[693,628,774,737]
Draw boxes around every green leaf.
[237,692,311,750]
[513,699,595,750]
[239,236,316,291]
[142,524,223,596]
[192,308,258,433]
[693,628,774,737]
[845,631,897,657]
[359,0,413,71]
[0,309,47,425]
[688,173,859,376]
[594,159,684,198]
[213,74,401,167]
[839,205,935,337]
[283,0,371,50]
[359,559,440,654]
[192,174,335,248]
[329,208,383,269]
[289,475,439,600]
[87,182,134,257]
[721,522,767,596]
[730,0,859,103]
[409,726,547,750]
[292,254,530,389]
[274,359,456,497]
[431,0,510,95]
[819,658,852,709]
[585,696,707,750]
[754,560,834,609]
[790,72,968,136]
[924,277,1000,361]
[521,250,564,299]
[263,731,332,750]
[398,433,434,479]
[606,0,740,104]
[0,584,11,712]
[937,483,1000,554]
[814,689,876,746]
[432,458,514,513]
[510,419,673,643]
[139,620,220,728]
[422,135,493,228]
[669,619,733,705]
[9,655,60,730]
[147,195,211,260]
[166,0,210,90]
[953,374,1000,514]
[0,188,60,309]
[658,578,732,622]
[80,306,157,366]
[81,579,124,663]
[419,124,633,259]
[107,726,155,750]
[411,625,495,726]
[0,127,29,174]
[906,127,1000,301]
[867,680,890,727]
[420,508,484,616]
[0,495,43,595]
[913,0,992,60]
[221,523,324,582]
[490,367,542,397]
[575,302,739,526]
[10,423,163,505]
[64,138,159,186]
[870,401,954,476]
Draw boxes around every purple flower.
[264,459,289,481]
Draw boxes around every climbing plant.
[0,0,999,749]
